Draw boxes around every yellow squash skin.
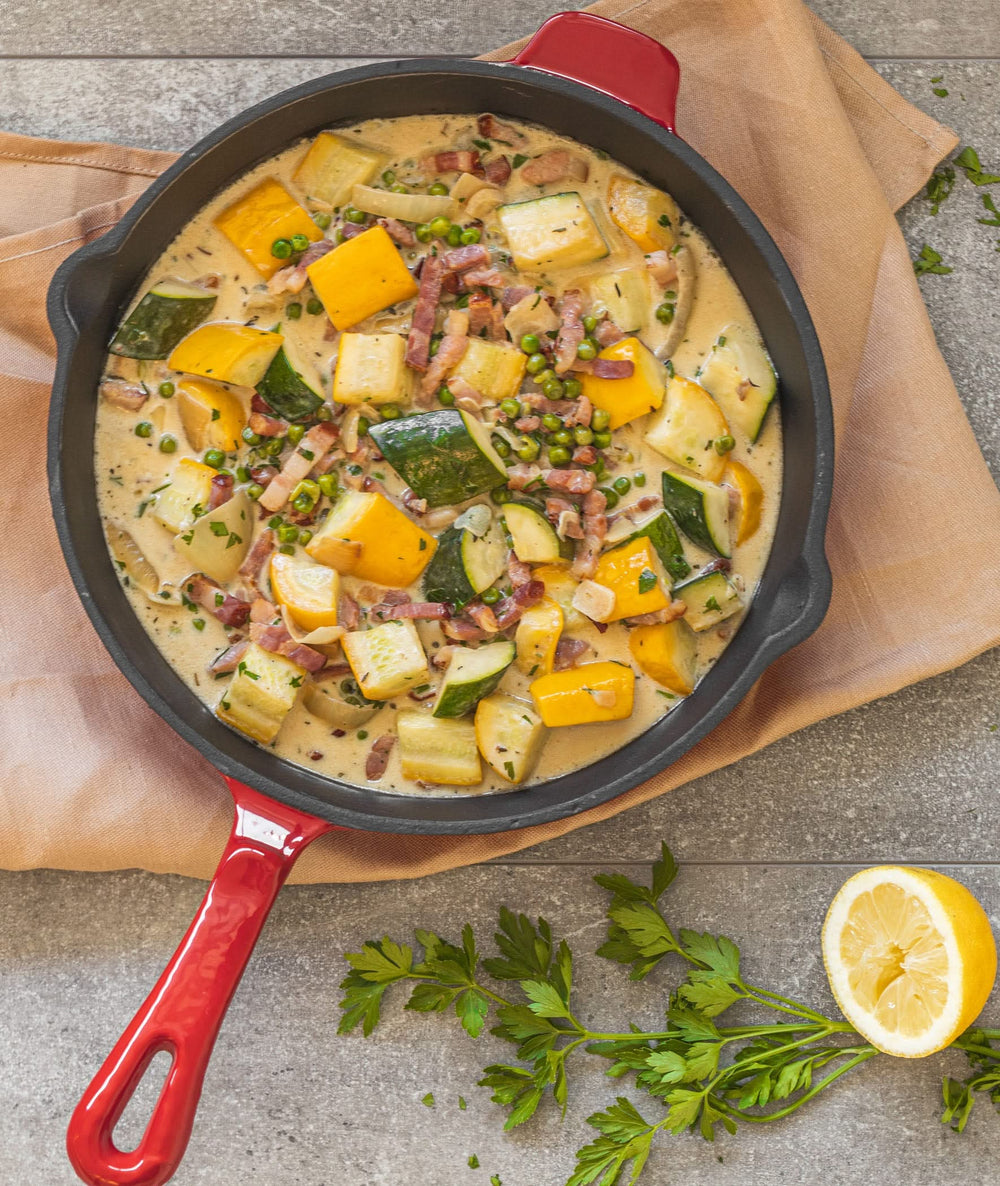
[175,377,247,453]
[307,225,419,331]
[628,619,697,696]
[213,178,321,278]
[581,337,665,431]
[168,325,283,389]
[530,661,635,727]
[607,174,680,252]
[726,459,764,544]
[305,489,436,587]
[593,538,671,622]
[269,552,340,632]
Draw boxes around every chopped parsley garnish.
[421,1093,435,1107]
[638,568,658,595]
[977,194,1000,227]
[503,760,515,780]
[913,244,953,276]
[193,618,205,631]
[512,153,528,169]
[925,165,955,215]
[704,595,722,613]
[209,521,229,536]
[290,675,304,688]
[954,146,1000,186]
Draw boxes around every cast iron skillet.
[49,14,833,1185]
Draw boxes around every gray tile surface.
[2,2,1000,1184]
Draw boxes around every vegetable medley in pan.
[95,112,781,793]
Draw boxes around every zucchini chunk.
[661,471,731,558]
[333,333,412,407]
[256,337,325,421]
[497,193,608,272]
[350,183,456,224]
[629,619,698,696]
[423,522,506,609]
[174,490,253,583]
[168,324,284,389]
[216,642,304,744]
[530,661,635,727]
[176,378,246,453]
[306,226,418,331]
[475,694,547,784]
[432,641,516,718]
[305,489,436,587]
[673,569,743,631]
[150,458,216,534]
[369,409,507,507]
[342,618,428,700]
[448,339,527,404]
[580,337,665,430]
[294,132,383,207]
[514,598,563,677]
[583,268,650,333]
[644,375,730,482]
[110,280,217,360]
[605,508,690,583]
[213,178,321,279]
[695,324,778,443]
[501,503,562,564]
[593,537,672,622]
[607,174,680,253]
[397,711,482,786]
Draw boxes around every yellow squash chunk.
[475,694,547,784]
[168,324,283,389]
[269,551,340,632]
[629,619,697,697]
[644,375,730,482]
[397,711,481,786]
[151,458,215,533]
[726,459,764,545]
[580,337,665,431]
[530,661,635,727]
[213,178,321,279]
[216,642,304,744]
[294,132,383,208]
[448,338,527,404]
[305,489,436,587]
[307,225,419,331]
[343,619,428,701]
[333,333,412,406]
[607,174,680,252]
[593,537,671,622]
[514,598,563,677]
[175,377,247,453]
[533,565,587,631]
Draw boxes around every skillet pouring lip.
[47,56,834,836]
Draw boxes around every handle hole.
[112,1048,174,1153]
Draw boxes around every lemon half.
[822,866,996,1057]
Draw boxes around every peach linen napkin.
[1,0,998,882]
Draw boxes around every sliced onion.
[106,522,161,599]
[351,184,455,224]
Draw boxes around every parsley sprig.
[338,845,1000,1185]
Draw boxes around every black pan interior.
[47,59,833,834]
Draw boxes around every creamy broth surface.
[95,113,781,795]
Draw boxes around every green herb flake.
[637,568,658,595]
[421,1092,435,1107]
[977,193,1000,227]
[290,675,304,688]
[925,165,955,215]
[933,86,949,98]
[704,595,722,613]
[512,154,528,169]
[211,408,221,420]
[503,760,515,780]
[419,538,427,550]
[458,1096,467,1110]
[954,146,1000,186]
[913,244,953,276]
[225,531,243,549]
[209,521,229,537]
[467,1154,480,1169]
[193,618,206,631]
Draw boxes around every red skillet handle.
[512,11,680,134]
[66,778,332,1186]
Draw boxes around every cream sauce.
[95,113,782,796]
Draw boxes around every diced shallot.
[571,579,616,624]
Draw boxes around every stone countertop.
[2,4,998,1183]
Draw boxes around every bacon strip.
[208,639,250,674]
[483,156,512,186]
[563,396,593,428]
[553,638,589,671]
[571,489,608,580]
[189,575,251,627]
[207,473,234,511]
[249,618,325,672]
[249,464,278,488]
[379,217,415,247]
[442,619,489,642]
[267,238,335,295]
[543,468,596,494]
[338,592,361,631]
[405,252,444,373]
[508,555,533,588]
[467,602,500,633]
[467,291,495,338]
[477,114,528,146]
[238,529,275,590]
[258,422,339,512]
[646,249,679,287]
[418,309,469,402]
[100,379,148,411]
[420,150,482,175]
[554,290,585,376]
[369,601,451,622]
[572,445,598,466]
[449,375,486,413]
[340,221,366,240]
[571,357,635,379]
[501,285,535,309]
[494,580,545,630]
[249,411,286,437]
[594,317,626,347]
[462,268,509,289]
[506,462,543,491]
[441,244,491,274]
[519,149,588,186]
[547,496,584,540]
[365,734,396,780]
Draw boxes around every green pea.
[380,403,401,420]
[582,315,598,334]
[590,407,611,432]
[715,434,736,455]
[290,233,310,252]
[381,169,397,186]
[490,485,509,505]
[415,223,433,243]
[492,436,511,458]
[573,425,593,446]
[158,435,177,454]
[286,302,302,320]
[520,333,541,355]
[517,437,540,462]
[285,424,304,446]
[562,377,582,398]
[268,516,283,529]
[277,524,299,544]
[500,398,521,419]
[429,337,441,357]
[438,386,455,406]
[446,225,463,247]
[271,238,293,260]
[344,207,366,224]
[541,413,562,432]
[547,445,571,466]
[480,587,501,605]
[236,466,251,483]
[357,417,370,437]
[315,405,333,421]
[298,529,313,545]
[242,427,262,446]
[599,486,619,510]
[203,449,225,469]
[429,216,452,239]
[279,543,296,555]
[134,421,153,438]
[306,297,324,315]
[334,230,346,245]
[576,340,597,361]
[265,437,284,456]
[534,368,556,387]
[390,183,409,194]
[428,182,449,196]
[292,494,313,514]
[460,227,482,245]
[593,431,612,449]
[542,379,565,400]
[312,212,332,230]
[317,474,339,499]
[247,483,264,500]
[634,471,647,487]
[525,353,548,375]
[158,381,175,398]
[520,400,534,417]
[655,301,676,325]
[552,428,573,446]
[613,476,632,495]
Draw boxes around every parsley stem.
[740,984,833,1024]
[719,1048,878,1124]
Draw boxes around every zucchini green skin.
[433,641,516,718]
[423,527,475,608]
[661,471,730,558]
[256,345,324,420]
[617,509,690,583]
[370,410,507,507]
[672,569,741,630]
[109,283,217,360]
[501,502,561,564]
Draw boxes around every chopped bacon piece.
[594,317,626,347]
[563,396,593,428]
[442,619,489,642]
[207,473,234,511]
[554,290,585,376]
[449,375,485,413]
[494,579,545,630]
[519,392,576,415]
[366,734,396,779]
[505,462,543,491]
[483,156,512,186]
[553,638,589,671]
[547,496,584,540]
[488,301,506,340]
[340,220,366,240]
[280,641,326,672]
[418,309,469,403]
[250,596,279,624]
[401,487,428,515]
[519,149,588,186]
[515,415,541,433]
[249,411,287,437]
[338,592,361,631]
[420,150,482,175]
[189,575,252,627]
[467,291,495,338]
[370,601,451,622]
[313,661,352,681]
[508,555,533,588]
[379,217,415,247]
[440,270,465,295]
[249,464,278,487]
[626,600,688,627]
[238,529,275,590]
[258,422,339,512]
[463,268,509,289]
[571,357,635,379]
[467,602,500,633]
[571,488,608,579]
[406,254,443,367]
[430,645,455,669]
[208,639,250,674]
[499,285,533,310]
[267,239,335,295]
[477,114,528,145]
[543,468,596,494]
[441,243,491,274]
[646,249,678,287]
[572,445,598,466]
[100,379,148,411]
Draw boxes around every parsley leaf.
[954,146,1000,186]
[925,165,955,215]
[913,244,953,276]
[977,193,1000,227]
